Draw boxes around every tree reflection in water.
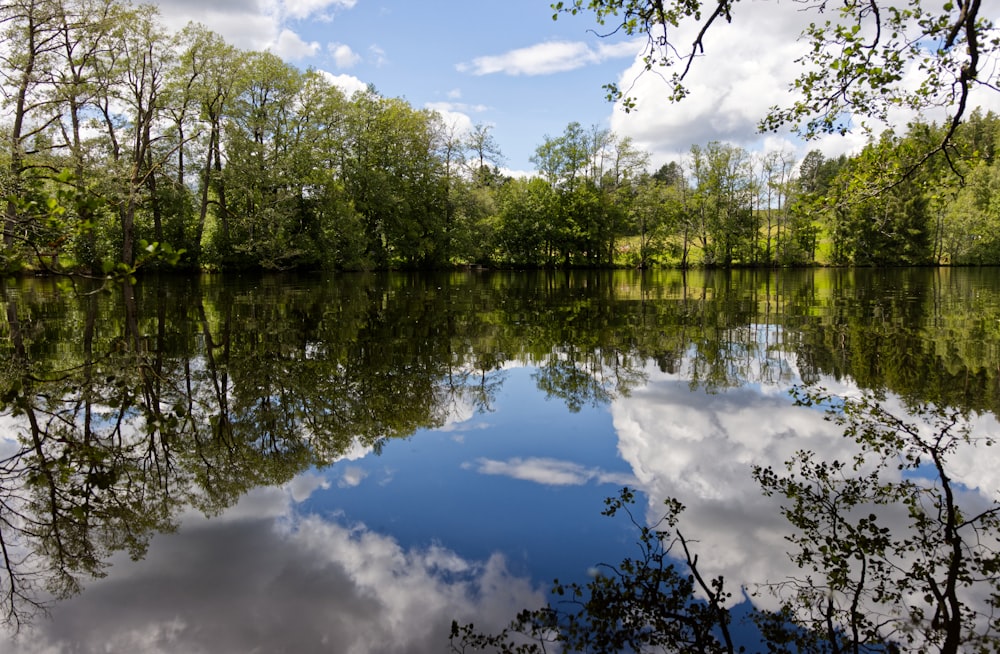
[0,269,997,650]
[453,389,1000,653]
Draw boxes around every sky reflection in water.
[0,268,1000,654]
[6,353,1000,652]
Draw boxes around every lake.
[1,267,998,653]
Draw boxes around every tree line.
[3,0,1000,273]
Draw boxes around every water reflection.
[612,366,1000,612]
[0,269,998,652]
[10,481,544,654]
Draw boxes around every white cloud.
[501,167,538,180]
[607,2,1000,166]
[151,0,278,52]
[329,42,361,69]
[368,44,388,67]
[271,28,321,60]
[608,9,814,164]
[466,456,636,487]
[283,0,357,20]
[426,101,488,115]
[425,102,480,138]
[317,69,369,96]
[286,472,330,502]
[459,38,642,76]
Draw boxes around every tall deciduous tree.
[50,0,120,270]
[466,123,505,186]
[338,91,446,267]
[628,175,676,268]
[532,121,591,190]
[87,2,173,268]
[689,142,753,265]
[220,50,303,267]
[758,150,795,265]
[172,24,243,261]
[1,0,62,256]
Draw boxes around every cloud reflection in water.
[5,483,544,654]
[612,364,1000,612]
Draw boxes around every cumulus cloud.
[329,42,361,69]
[608,6,815,164]
[286,472,331,502]
[317,69,369,96]
[426,101,488,115]
[150,0,355,53]
[150,0,278,51]
[458,39,642,76]
[466,456,636,487]
[608,1,1000,166]
[6,481,544,654]
[271,28,321,60]
[424,102,479,138]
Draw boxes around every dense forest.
[3,0,1000,273]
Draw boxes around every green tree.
[825,134,934,265]
[338,90,447,268]
[943,161,1000,264]
[49,0,122,272]
[172,24,244,263]
[757,150,795,266]
[0,0,62,263]
[628,176,675,268]
[603,135,649,263]
[218,51,303,267]
[113,4,173,268]
[786,150,846,264]
[495,177,559,265]
[652,161,683,187]
[466,123,505,187]
[689,142,754,266]
[69,2,177,269]
[532,121,591,191]
[294,71,366,269]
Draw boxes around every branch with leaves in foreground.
[450,388,1000,654]
[552,0,999,184]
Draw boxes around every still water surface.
[0,268,998,653]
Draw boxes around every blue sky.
[150,0,1000,175]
